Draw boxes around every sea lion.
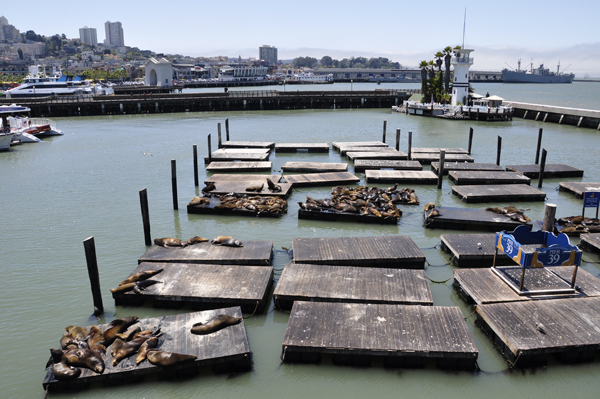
[49,349,81,381]
[211,236,243,247]
[116,325,141,342]
[119,269,164,286]
[154,237,187,248]
[424,202,436,211]
[110,282,136,294]
[110,338,124,357]
[133,280,161,294]
[245,183,264,192]
[188,196,210,206]
[147,350,197,367]
[60,332,77,350]
[65,326,88,341]
[103,316,139,346]
[63,348,105,374]
[135,336,159,365]
[202,182,216,193]
[190,314,242,335]
[187,236,209,245]
[266,179,282,192]
[87,326,106,355]
[113,330,161,366]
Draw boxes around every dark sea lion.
[113,330,161,366]
[110,282,135,294]
[110,338,124,357]
[135,336,159,365]
[266,178,282,192]
[147,350,197,366]
[133,280,161,294]
[103,316,139,346]
[60,332,77,350]
[87,326,106,355]
[119,269,164,286]
[190,314,242,335]
[63,348,105,374]
[154,237,187,248]
[116,325,141,342]
[49,349,81,381]
[202,182,216,193]
[187,236,209,245]
[219,238,244,247]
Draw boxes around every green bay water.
[2,83,600,398]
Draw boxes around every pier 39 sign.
[584,191,600,208]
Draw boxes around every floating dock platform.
[274,264,432,310]
[346,151,408,162]
[411,153,474,164]
[204,174,281,184]
[580,233,600,253]
[558,182,600,199]
[275,143,329,152]
[298,208,398,224]
[221,140,275,149]
[204,149,270,163]
[449,171,531,185]
[411,147,468,154]
[112,263,273,312]
[440,233,512,267]
[452,184,546,203]
[292,236,426,269]
[505,164,584,178]
[43,307,251,392]
[206,162,272,172]
[353,160,422,173]
[432,162,504,175]
[339,146,394,155]
[187,196,286,218]
[281,162,348,173]
[426,207,532,231]
[138,241,273,266]
[332,141,387,151]
[283,172,360,187]
[282,301,478,370]
[365,170,438,184]
[201,175,291,197]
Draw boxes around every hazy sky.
[3,0,600,76]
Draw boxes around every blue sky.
[3,0,600,76]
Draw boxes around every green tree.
[17,48,23,60]
[320,56,333,67]
[443,46,453,93]
[419,60,429,100]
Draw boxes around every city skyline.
[2,0,600,76]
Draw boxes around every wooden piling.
[542,203,557,232]
[207,134,212,163]
[139,188,151,246]
[171,159,178,210]
[535,128,543,164]
[83,236,103,316]
[218,123,222,148]
[538,149,547,188]
[382,120,387,143]
[193,144,199,187]
[468,127,473,155]
[496,136,502,166]
[408,131,412,160]
[437,150,445,189]
[225,118,230,141]
[395,129,400,151]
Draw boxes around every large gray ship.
[502,59,574,83]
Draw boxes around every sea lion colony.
[485,206,531,224]
[297,185,414,219]
[48,317,197,380]
[557,216,600,235]
[189,193,287,215]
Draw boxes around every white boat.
[0,130,15,151]
[287,72,333,84]
[0,105,61,146]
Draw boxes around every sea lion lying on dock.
[202,182,216,193]
[119,269,164,286]
[245,183,264,192]
[147,350,197,366]
[112,330,161,366]
[267,178,282,192]
[63,348,105,374]
[211,235,243,247]
[154,237,187,248]
[190,314,242,335]
[189,196,210,206]
[187,236,209,245]
[49,349,81,380]
[135,336,159,365]
[133,279,161,294]
[103,316,139,346]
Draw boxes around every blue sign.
[584,192,600,208]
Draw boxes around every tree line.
[293,56,401,69]
[420,46,464,104]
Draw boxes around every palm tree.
[435,52,444,74]
[443,46,453,93]
[419,60,429,101]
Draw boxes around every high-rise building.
[104,21,124,47]
[259,45,277,65]
[0,15,21,42]
[79,26,98,46]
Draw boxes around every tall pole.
[83,236,103,316]
[225,118,230,141]
[193,144,199,187]
[171,159,178,210]
[139,188,151,246]
[496,136,502,166]
[538,149,547,189]
[468,127,473,155]
[395,128,400,151]
[437,150,445,189]
[408,131,412,160]
[217,123,222,149]
[535,128,543,164]
[382,120,387,143]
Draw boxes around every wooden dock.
[43,307,251,392]
[292,236,426,269]
[204,174,280,183]
[275,143,329,152]
[426,207,533,231]
[449,171,531,185]
[580,233,600,253]
[505,164,584,178]
[281,162,348,173]
[411,153,474,164]
[346,151,408,162]
[138,240,273,266]
[432,162,504,175]
[452,184,546,203]
[411,147,468,154]
[282,172,360,187]
[112,263,273,312]
[204,152,270,163]
[353,160,422,173]
[476,297,600,366]
[332,141,387,151]
[365,170,437,184]
[221,140,275,149]
[282,301,478,370]
[298,208,399,224]
[200,181,292,198]
[454,267,600,305]
[206,162,272,172]
[187,196,286,218]
[440,233,512,267]
[339,146,395,155]
[274,264,432,310]
[558,182,600,199]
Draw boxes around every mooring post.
[437,150,445,189]
[207,134,212,163]
[408,131,412,160]
[395,128,400,151]
[217,123,222,148]
[538,149,547,188]
[468,127,473,155]
[542,203,557,232]
[496,136,502,166]
[535,128,543,164]
[83,236,103,316]
[139,188,151,246]
[193,144,199,187]
[382,120,387,143]
[171,159,178,210]
[225,118,230,141]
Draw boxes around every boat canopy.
[57,75,67,82]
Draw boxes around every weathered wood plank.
[204,152,270,163]
[426,207,532,231]
[283,172,360,187]
[281,162,348,173]
[411,153,474,164]
[365,170,437,184]
[354,160,422,173]
[558,182,600,199]
[431,162,504,175]
[205,174,281,183]
[411,147,468,154]
[452,184,546,203]
[221,140,275,148]
[346,151,408,162]
[206,162,272,172]
[332,141,386,151]
[340,146,394,155]
[199,181,292,198]
[449,171,531,185]
[275,143,329,152]
[580,233,600,253]
[298,208,398,224]
[505,164,584,178]
[441,233,512,267]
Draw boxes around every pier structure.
[451,48,474,107]
[507,101,600,130]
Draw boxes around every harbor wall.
[507,101,600,130]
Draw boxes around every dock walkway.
[506,164,584,178]
[346,151,408,162]
[283,172,360,187]
[558,182,600,199]
[452,184,546,203]
[365,170,437,184]
[449,171,531,185]
[281,162,347,173]
[431,162,504,175]
[332,141,387,151]
[221,140,275,149]
[426,207,532,230]
[440,233,512,267]
[354,160,422,173]
[411,153,474,164]
[580,233,600,253]
[275,143,329,152]
[206,162,272,172]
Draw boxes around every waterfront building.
[172,64,217,81]
[219,65,269,81]
[259,45,277,65]
[79,26,98,46]
[451,48,474,106]
[314,68,421,81]
[144,57,172,86]
[104,21,124,47]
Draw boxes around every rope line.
[243,301,260,319]
[464,308,478,320]
[426,275,452,284]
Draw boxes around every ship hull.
[502,70,574,83]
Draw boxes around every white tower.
[451,48,473,106]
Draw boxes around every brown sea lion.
[266,178,282,192]
[135,336,159,365]
[63,348,105,374]
[202,182,216,193]
[49,349,81,381]
[154,237,187,248]
[147,350,197,367]
[190,314,242,335]
[110,282,136,294]
[87,326,106,355]
[245,183,264,192]
[187,236,209,245]
[211,236,243,247]
[424,202,436,211]
[103,316,139,346]
[65,326,88,341]
[110,338,124,357]
[119,269,164,286]
[189,196,210,206]
[133,280,161,294]
[60,332,77,350]
[113,330,161,366]
[116,325,141,342]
